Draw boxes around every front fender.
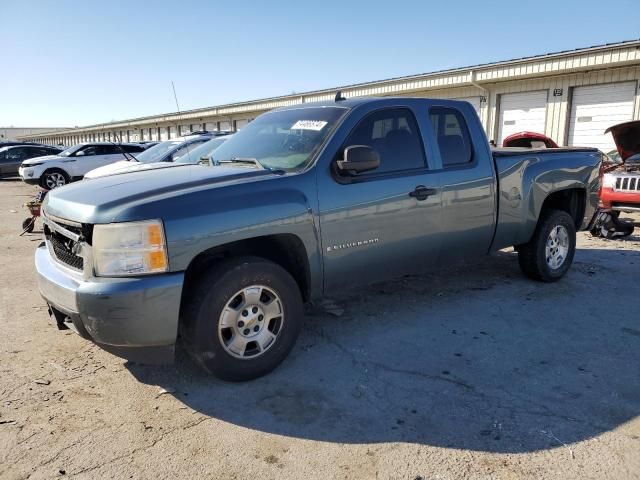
[159,175,321,297]
[40,160,73,178]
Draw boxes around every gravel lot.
[1,179,639,480]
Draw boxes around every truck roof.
[274,96,472,111]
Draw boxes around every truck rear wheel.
[181,256,303,381]
[516,209,576,282]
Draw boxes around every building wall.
[1,127,66,142]
[18,41,640,148]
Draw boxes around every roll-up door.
[497,91,548,145]
[567,82,636,151]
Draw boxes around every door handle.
[409,185,437,201]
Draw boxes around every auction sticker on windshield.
[291,120,328,131]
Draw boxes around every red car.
[502,131,559,148]
[600,121,640,213]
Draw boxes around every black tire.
[181,256,303,381]
[22,218,35,233]
[39,169,70,190]
[517,209,576,282]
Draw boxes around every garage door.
[159,127,168,141]
[567,82,636,151]
[497,91,548,144]
[456,96,481,116]
[219,121,232,131]
[205,122,217,132]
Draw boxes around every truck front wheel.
[516,209,576,282]
[181,256,303,381]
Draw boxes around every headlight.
[22,162,42,167]
[93,220,168,276]
[602,173,616,189]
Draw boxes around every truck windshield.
[210,107,347,172]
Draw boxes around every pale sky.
[1,0,638,127]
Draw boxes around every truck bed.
[490,146,602,251]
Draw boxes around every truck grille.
[614,175,640,192]
[43,215,85,271]
[49,232,84,270]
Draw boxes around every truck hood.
[84,160,174,179]
[22,154,61,166]
[605,121,640,163]
[44,164,278,224]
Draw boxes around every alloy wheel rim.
[218,285,284,359]
[45,173,66,189]
[545,225,569,270]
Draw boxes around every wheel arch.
[179,233,312,320]
[39,166,71,188]
[537,187,586,229]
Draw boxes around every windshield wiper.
[217,157,266,169]
[213,157,286,175]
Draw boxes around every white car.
[83,135,228,179]
[19,142,147,189]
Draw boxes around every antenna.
[170,81,196,165]
[171,81,181,113]
[335,90,346,102]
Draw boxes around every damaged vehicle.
[592,121,640,238]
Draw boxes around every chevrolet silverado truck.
[35,97,602,381]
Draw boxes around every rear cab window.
[429,107,473,167]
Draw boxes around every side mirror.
[336,145,380,175]
[75,150,85,157]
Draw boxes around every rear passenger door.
[317,106,443,293]
[427,105,496,261]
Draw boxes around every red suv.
[600,121,640,213]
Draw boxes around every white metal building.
[19,39,640,153]
[1,127,66,142]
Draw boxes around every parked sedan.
[19,143,146,189]
[0,144,62,179]
[83,135,224,179]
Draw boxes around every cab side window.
[429,107,473,167]
[342,108,427,174]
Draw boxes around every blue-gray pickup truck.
[36,97,602,381]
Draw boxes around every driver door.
[317,106,443,293]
